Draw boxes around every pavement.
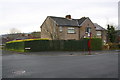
[1,50,119,78]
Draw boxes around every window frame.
[59,26,63,32]
[97,31,102,36]
[86,27,91,33]
[67,27,75,34]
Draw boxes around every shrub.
[83,38,102,51]
[108,43,120,50]
[5,38,49,52]
[5,38,102,52]
[5,41,24,52]
[24,40,50,52]
[91,38,102,50]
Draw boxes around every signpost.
[88,32,92,55]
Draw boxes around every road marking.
[13,70,26,75]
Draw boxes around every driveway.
[2,50,119,78]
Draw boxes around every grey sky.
[0,0,119,35]
[118,1,120,30]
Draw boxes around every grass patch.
[5,49,25,52]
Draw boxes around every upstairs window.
[97,31,101,36]
[86,27,91,33]
[68,27,75,33]
[59,26,63,32]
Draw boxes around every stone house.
[116,30,120,43]
[94,23,107,43]
[41,15,106,41]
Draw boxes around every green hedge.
[25,40,50,52]
[91,38,102,50]
[5,38,102,52]
[5,41,24,52]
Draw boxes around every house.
[30,31,41,38]
[116,30,120,43]
[41,15,107,41]
[94,23,107,43]
[41,15,97,40]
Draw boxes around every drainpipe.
[78,27,81,40]
[77,19,81,40]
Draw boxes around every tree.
[107,24,116,43]
[10,28,21,34]
[31,31,41,38]
[42,18,60,40]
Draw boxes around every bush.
[5,38,49,52]
[83,38,102,51]
[25,40,50,52]
[5,38,102,52]
[108,43,120,50]
[5,41,24,52]
[91,38,102,50]
[6,38,49,44]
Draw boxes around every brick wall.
[79,18,96,38]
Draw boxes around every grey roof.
[49,16,87,27]
[94,23,106,31]
[77,17,87,25]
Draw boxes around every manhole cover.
[13,70,26,75]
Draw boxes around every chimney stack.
[65,15,71,19]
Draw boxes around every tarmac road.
[2,50,119,78]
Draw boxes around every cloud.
[0,0,119,34]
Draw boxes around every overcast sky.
[0,0,119,35]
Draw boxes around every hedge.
[91,38,102,50]
[5,41,24,52]
[5,38,102,52]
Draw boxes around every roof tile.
[49,16,87,27]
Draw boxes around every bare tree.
[10,28,21,34]
[31,31,41,38]
[42,18,60,40]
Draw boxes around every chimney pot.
[65,15,71,19]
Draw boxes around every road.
[2,50,119,78]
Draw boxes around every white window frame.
[86,27,91,33]
[59,26,63,32]
[97,31,102,36]
[68,27,75,33]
